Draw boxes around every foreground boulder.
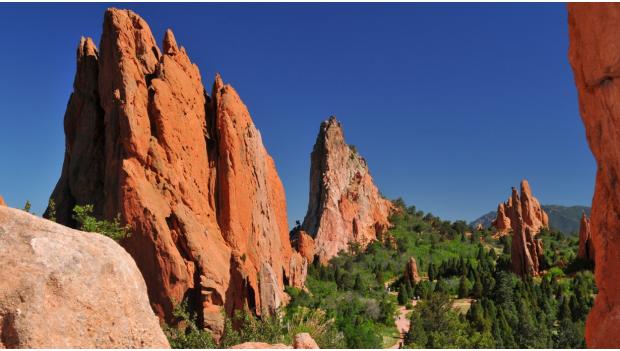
[301,117,394,263]
[47,8,304,334]
[0,206,169,348]
[568,4,620,346]
[577,212,595,262]
[228,333,319,349]
[491,179,548,237]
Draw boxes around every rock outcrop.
[293,333,320,349]
[492,180,549,237]
[0,206,169,348]
[509,187,545,277]
[301,117,394,263]
[228,333,318,349]
[568,4,620,346]
[577,212,595,262]
[47,8,304,334]
[295,230,316,263]
[404,257,421,284]
[0,196,5,206]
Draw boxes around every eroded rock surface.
[301,117,394,263]
[568,4,620,346]
[0,206,169,348]
[47,8,304,334]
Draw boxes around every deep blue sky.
[0,3,594,224]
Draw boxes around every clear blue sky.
[0,3,595,224]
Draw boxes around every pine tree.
[472,276,483,299]
[458,275,470,298]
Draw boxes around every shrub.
[72,204,131,242]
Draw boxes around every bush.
[72,204,131,242]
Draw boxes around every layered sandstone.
[509,187,545,277]
[301,117,394,263]
[47,8,304,334]
[0,206,169,348]
[568,4,620,346]
[492,180,548,237]
[404,257,421,284]
[577,212,595,262]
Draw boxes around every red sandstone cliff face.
[47,8,305,334]
[301,117,394,263]
[509,187,545,277]
[568,4,620,346]
[295,230,316,263]
[492,180,549,237]
[578,213,595,262]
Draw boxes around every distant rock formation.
[491,180,549,237]
[509,187,545,277]
[295,230,316,263]
[0,206,169,348]
[578,213,595,262]
[404,257,421,284]
[569,4,620,346]
[0,196,5,206]
[301,117,394,263]
[47,8,305,334]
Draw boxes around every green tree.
[23,200,31,213]
[458,276,470,298]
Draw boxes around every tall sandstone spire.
[509,187,544,277]
[47,8,306,335]
[568,4,620,346]
[491,179,549,237]
[301,117,394,263]
[577,213,595,262]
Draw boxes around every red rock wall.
[568,4,620,347]
[302,117,394,263]
[578,213,595,262]
[48,8,305,334]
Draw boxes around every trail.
[385,279,418,349]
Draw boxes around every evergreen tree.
[458,275,470,298]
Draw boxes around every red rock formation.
[47,8,304,334]
[302,117,394,263]
[296,230,316,263]
[492,202,511,236]
[509,187,544,277]
[0,206,169,348]
[578,212,595,262]
[492,180,548,237]
[404,257,421,284]
[0,196,5,206]
[228,333,318,349]
[568,4,620,346]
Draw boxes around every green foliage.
[72,204,131,242]
[47,198,57,222]
[23,200,31,213]
[164,299,217,349]
[405,294,470,348]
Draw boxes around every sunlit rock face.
[302,116,394,264]
[47,8,305,335]
[492,179,549,237]
[568,3,620,347]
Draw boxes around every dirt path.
[389,300,417,349]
